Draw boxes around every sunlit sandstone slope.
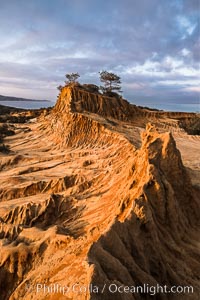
[0,86,199,300]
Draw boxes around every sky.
[0,0,199,106]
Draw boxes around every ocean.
[0,100,54,110]
[130,100,200,113]
[142,103,200,113]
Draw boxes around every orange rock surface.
[0,86,199,300]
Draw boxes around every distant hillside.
[0,94,50,102]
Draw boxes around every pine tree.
[99,71,122,96]
[65,73,80,85]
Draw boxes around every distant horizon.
[0,88,199,105]
[0,89,199,113]
[0,94,51,102]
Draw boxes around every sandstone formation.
[0,86,199,300]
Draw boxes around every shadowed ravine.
[0,86,200,300]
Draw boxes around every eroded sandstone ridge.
[0,86,200,300]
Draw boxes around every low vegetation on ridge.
[57,70,123,98]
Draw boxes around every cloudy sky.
[0,0,199,106]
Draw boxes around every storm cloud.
[0,0,199,106]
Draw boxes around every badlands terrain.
[0,85,200,300]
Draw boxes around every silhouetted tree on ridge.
[99,70,122,97]
[57,73,80,96]
[57,71,123,98]
[65,73,80,85]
